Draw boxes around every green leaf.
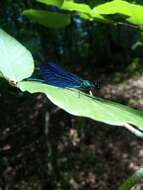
[127,4,143,25]
[94,0,132,16]
[62,1,105,21]
[94,0,143,25]
[23,9,71,28]
[0,29,34,82]
[18,81,143,131]
[36,0,143,24]
[62,1,91,14]
[37,0,105,21]
[37,0,63,7]
[37,0,92,15]
[117,166,143,190]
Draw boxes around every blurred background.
[0,0,143,189]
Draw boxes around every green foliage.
[35,0,143,25]
[1,0,143,189]
[0,29,34,82]
[37,0,105,21]
[117,166,143,190]
[23,9,71,29]
[95,0,143,25]
[37,0,63,7]
[18,81,143,131]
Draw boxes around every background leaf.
[18,81,143,131]
[0,29,34,82]
[37,0,63,7]
[38,0,143,25]
[37,0,104,21]
[94,0,143,25]
[23,9,71,29]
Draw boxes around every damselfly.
[39,62,99,94]
[40,62,96,91]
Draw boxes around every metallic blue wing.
[40,62,82,88]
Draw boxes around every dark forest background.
[0,0,143,189]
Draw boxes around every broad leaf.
[37,0,104,21]
[23,9,71,28]
[18,81,143,131]
[62,1,91,14]
[37,0,63,7]
[62,1,105,20]
[36,0,143,25]
[0,29,34,82]
[94,0,143,25]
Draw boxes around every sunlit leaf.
[0,29,34,82]
[18,81,143,131]
[62,1,91,14]
[37,0,104,21]
[37,0,63,8]
[63,1,105,21]
[23,9,71,28]
[94,0,143,25]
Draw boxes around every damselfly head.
[82,80,95,90]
